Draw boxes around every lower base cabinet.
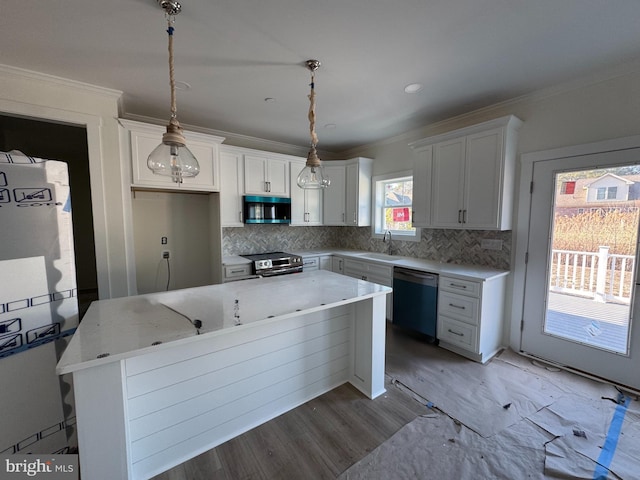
[342,258,393,320]
[330,254,509,364]
[437,274,507,363]
[302,255,333,272]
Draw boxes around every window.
[372,172,419,240]
[596,186,618,200]
[560,181,576,194]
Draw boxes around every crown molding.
[0,64,122,99]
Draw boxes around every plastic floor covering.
[339,328,640,480]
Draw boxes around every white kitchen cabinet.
[332,256,344,274]
[322,157,373,226]
[219,146,244,227]
[290,161,323,225]
[302,255,320,271]
[244,154,289,197]
[322,164,347,225]
[343,258,393,319]
[222,263,254,282]
[437,274,507,363]
[119,119,224,192]
[302,254,333,271]
[409,115,522,230]
[320,255,332,270]
[411,145,433,228]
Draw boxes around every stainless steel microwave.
[243,195,291,224]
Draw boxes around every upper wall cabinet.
[290,160,323,226]
[119,119,225,192]
[219,146,245,227]
[244,154,289,197]
[409,115,522,231]
[323,157,373,226]
[411,145,433,228]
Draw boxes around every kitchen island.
[56,270,390,480]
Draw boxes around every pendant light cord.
[166,16,178,123]
[308,71,318,147]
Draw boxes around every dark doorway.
[0,114,99,318]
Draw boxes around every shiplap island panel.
[56,270,389,480]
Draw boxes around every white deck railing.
[550,246,636,304]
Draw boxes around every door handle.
[448,329,464,337]
[462,209,467,223]
[458,210,462,223]
[449,303,466,310]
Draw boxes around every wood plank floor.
[152,330,427,479]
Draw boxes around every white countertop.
[56,270,390,375]
[291,249,508,282]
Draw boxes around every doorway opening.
[0,114,99,318]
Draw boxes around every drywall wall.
[132,191,214,294]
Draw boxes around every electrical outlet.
[481,239,503,250]
[161,236,168,245]
[162,250,170,259]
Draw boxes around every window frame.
[371,171,421,242]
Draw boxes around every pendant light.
[297,60,330,189]
[147,0,199,183]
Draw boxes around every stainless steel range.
[241,251,303,277]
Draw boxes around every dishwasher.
[392,267,438,339]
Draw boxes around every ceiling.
[4,0,640,153]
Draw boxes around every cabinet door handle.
[458,209,462,223]
[449,283,467,290]
[239,211,243,222]
[353,212,357,224]
[449,303,466,310]
[342,213,345,223]
[462,209,467,223]
[448,328,464,337]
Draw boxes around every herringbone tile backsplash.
[223,226,511,270]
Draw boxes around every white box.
[0,152,79,454]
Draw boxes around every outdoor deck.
[546,291,630,354]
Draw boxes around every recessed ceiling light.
[404,83,423,94]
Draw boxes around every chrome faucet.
[383,230,393,255]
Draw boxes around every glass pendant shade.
[147,123,199,183]
[297,165,331,189]
[297,146,330,188]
